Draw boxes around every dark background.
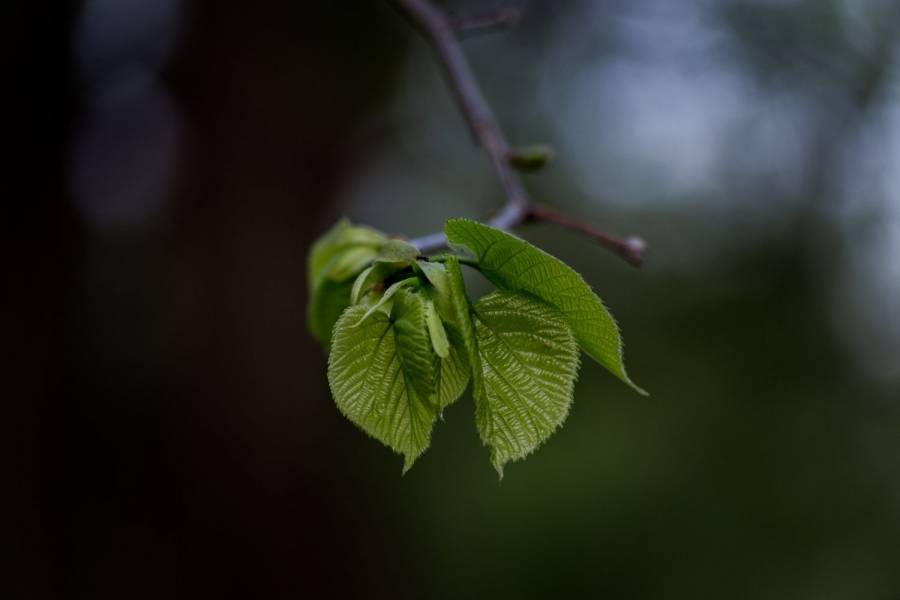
[19,0,900,598]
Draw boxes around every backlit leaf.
[446,218,645,395]
[328,302,438,473]
[470,291,580,476]
[307,219,387,344]
[308,218,385,288]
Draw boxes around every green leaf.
[307,219,387,344]
[435,338,469,410]
[440,257,481,399]
[379,239,419,263]
[308,218,385,288]
[326,246,381,282]
[420,259,470,410]
[350,261,406,305]
[350,265,377,305]
[352,277,419,327]
[391,289,439,401]
[445,218,646,395]
[350,240,420,304]
[328,301,439,473]
[424,298,450,359]
[307,278,353,347]
[416,260,450,297]
[471,291,580,476]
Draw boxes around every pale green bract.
[424,298,450,359]
[471,291,580,476]
[308,218,385,289]
[307,219,387,346]
[308,222,421,347]
[312,216,644,476]
[445,218,646,395]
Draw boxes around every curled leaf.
[307,219,387,344]
[352,277,419,327]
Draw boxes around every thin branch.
[391,0,527,217]
[392,0,644,267]
[525,205,646,267]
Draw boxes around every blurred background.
[19,0,900,597]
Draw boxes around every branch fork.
[391,0,645,267]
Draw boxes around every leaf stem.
[429,254,480,269]
[391,0,644,267]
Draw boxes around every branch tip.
[619,237,646,267]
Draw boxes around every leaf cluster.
[308,218,644,476]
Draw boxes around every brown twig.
[526,205,646,267]
[392,0,645,267]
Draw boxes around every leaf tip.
[401,454,418,475]
[621,373,649,396]
[490,451,506,480]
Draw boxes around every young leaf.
[416,260,450,297]
[350,261,406,305]
[420,259,470,410]
[307,219,386,344]
[328,302,438,473]
[440,257,482,398]
[352,277,419,327]
[308,219,385,288]
[424,298,450,359]
[308,278,353,347]
[435,340,469,410]
[350,240,419,304]
[471,291,580,476]
[379,239,419,263]
[326,246,381,282]
[350,265,377,305]
[391,289,439,401]
[445,218,646,395]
